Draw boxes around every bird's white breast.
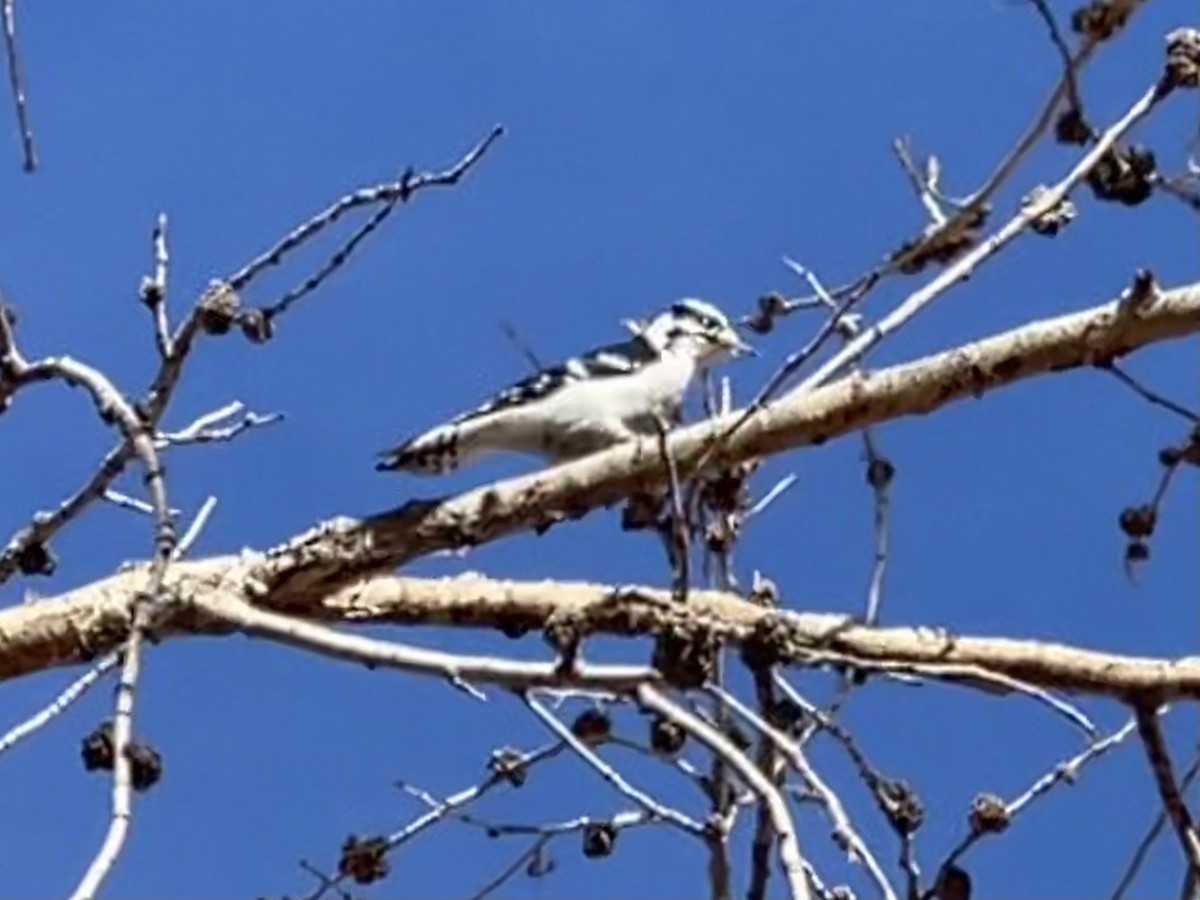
[541,351,697,429]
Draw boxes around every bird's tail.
[376,413,514,475]
[375,422,463,475]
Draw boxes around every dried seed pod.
[488,747,529,788]
[571,709,612,746]
[581,822,617,858]
[968,793,1010,834]
[196,283,241,335]
[866,457,896,489]
[649,715,687,756]
[1165,27,1200,88]
[81,721,115,772]
[127,741,163,792]
[935,865,973,900]
[16,540,56,576]
[1070,0,1132,42]
[1054,107,1092,145]
[878,778,924,835]
[338,834,390,885]
[1118,504,1156,539]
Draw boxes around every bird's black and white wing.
[376,334,659,475]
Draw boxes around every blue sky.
[0,2,1196,898]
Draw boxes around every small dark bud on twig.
[968,792,1010,834]
[16,539,56,576]
[1054,107,1092,145]
[1165,28,1200,89]
[338,834,389,885]
[581,822,617,858]
[1118,504,1156,538]
[138,276,164,309]
[571,709,612,746]
[649,715,687,755]
[238,309,274,344]
[1070,0,1131,42]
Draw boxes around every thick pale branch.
[4,284,1198,695]
[266,281,1200,597]
[6,570,1200,704]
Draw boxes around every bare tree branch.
[637,685,814,900]
[927,715,1140,897]
[302,742,566,900]
[0,127,498,588]
[1134,704,1200,876]
[0,339,181,900]
[8,564,1200,705]
[0,652,119,755]
[273,280,1200,598]
[225,124,504,295]
[525,693,706,834]
[140,213,173,359]
[1,0,34,171]
[711,684,898,900]
[1112,750,1200,900]
[792,76,1177,394]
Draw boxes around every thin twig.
[1009,717,1138,817]
[1029,0,1087,129]
[0,441,135,584]
[500,320,544,372]
[655,418,690,601]
[155,401,283,448]
[298,860,352,900]
[226,124,504,293]
[698,261,861,472]
[707,659,735,900]
[1133,703,1200,876]
[0,653,120,755]
[637,684,814,900]
[524,692,706,835]
[698,436,738,900]
[102,490,179,519]
[1107,362,1200,422]
[172,496,218,561]
[304,743,565,900]
[893,137,949,225]
[1,0,35,172]
[1111,750,1200,900]
[1152,171,1200,213]
[605,735,715,793]
[966,27,1102,213]
[925,715,1141,899]
[712,684,899,900]
[862,430,892,626]
[747,670,784,900]
[447,806,649,840]
[70,431,173,900]
[746,473,799,519]
[460,810,652,900]
[774,677,924,898]
[69,623,148,900]
[261,198,397,320]
[791,78,1175,395]
[3,362,179,900]
[204,591,660,691]
[465,834,554,900]
[142,213,172,358]
[797,655,1098,738]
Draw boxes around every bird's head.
[637,298,755,364]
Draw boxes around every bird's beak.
[721,329,758,358]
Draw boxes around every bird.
[376,298,754,476]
